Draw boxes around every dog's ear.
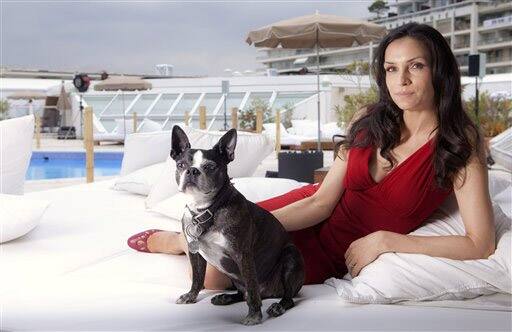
[213,128,237,163]
[170,125,191,160]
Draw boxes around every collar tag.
[194,209,213,224]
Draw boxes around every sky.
[1,1,373,77]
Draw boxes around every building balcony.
[478,1,512,15]
[454,42,471,49]
[478,36,511,45]
[257,45,372,64]
[478,40,512,51]
[454,22,471,31]
[487,56,512,65]
[453,29,471,36]
[479,15,512,32]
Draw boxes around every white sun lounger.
[1,175,510,331]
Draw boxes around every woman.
[128,23,495,289]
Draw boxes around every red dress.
[257,139,452,284]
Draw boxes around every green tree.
[368,0,389,19]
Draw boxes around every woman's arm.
[272,149,349,232]
[273,108,368,232]
[345,151,496,277]
[382,152,496,260]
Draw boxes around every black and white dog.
[171,125,304,325]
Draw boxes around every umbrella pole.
[316,33,321,151]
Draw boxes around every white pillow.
[322,122,344,139]
[145,128,274,208]
[0,194,50,243]
[291,119,317,137]
[113,119,134,136]
[494,187,511,219]
[262,123,291,138]
[120,131,172,175]
[488,171,511,198]
[325,198,511,304]
[150,177,307,221]
[145,156,177,208]
[112,162,166,196]
[183,127,274,177]
[139,119,163,133]
[0,115,34,195]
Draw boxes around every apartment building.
[256,0,512,75]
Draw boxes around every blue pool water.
[26,152,123,180]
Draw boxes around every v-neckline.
[367,137,434,186]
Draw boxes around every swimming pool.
[26,152,123,180]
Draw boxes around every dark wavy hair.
[336,23,482,189]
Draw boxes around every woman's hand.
[344,231,388,278]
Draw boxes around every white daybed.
[93,117,163,144]
[1,175,511,331]
[263,121,344,148]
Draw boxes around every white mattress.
[1,179,511,331]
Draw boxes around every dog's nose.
[186,167,200,176]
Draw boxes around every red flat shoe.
[127,229,163,253]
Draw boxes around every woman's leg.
[146,184,320,289]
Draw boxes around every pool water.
[26,152,123,180]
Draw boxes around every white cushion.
[112,162,166,196]
[145,128,274,208]
[494,187,511,219]
[489,172,511,198]
[113,119,134,136]
[322,122,344,139]
[145,157,177,208]
[290,120,343,140]
[325,198,511,303]
[291,119,317,137]
[150,177,306,221]
[120,131,172,176]
[0,194,50,243]
[0,115,34,194]
[182,127,274,177]
[262,123,291,137]
[139,119,163,133]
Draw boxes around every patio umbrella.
[56,83,72,126]
[47,81,78,97]
[246,12,386,150]
[7,90,47,115]
[93,76,152,139]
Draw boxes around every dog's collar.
[185,180,235,226]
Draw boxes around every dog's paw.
[241,312,262,326]
[266,303,285,317]
[176,292,197,304]
[211,293,234,305]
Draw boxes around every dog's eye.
[177,162,185,169]
[204,163,217,171]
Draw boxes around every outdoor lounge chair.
[93,118,133,144]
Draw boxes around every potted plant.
[0,99,10,121]
[464,91,512,148]
[238,97,272,132]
